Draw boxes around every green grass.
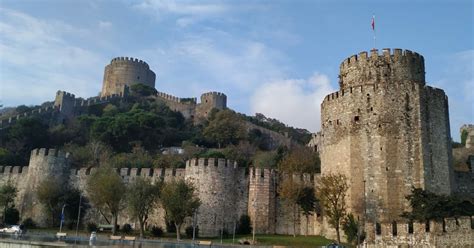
[209,234,334,247]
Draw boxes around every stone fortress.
[0,51,473,246]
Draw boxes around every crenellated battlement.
[0,166,27,174]
[186,157,238,169]
[338,48,425,90]
[365,216,474,247]
[201,91,227,97]
[109,56,149,69]
[156,91,197,104]
[30,148,70,159]
[0,106,59,129]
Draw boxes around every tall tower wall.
[196,92,227,119]
[320,49,453,223]
[101,57,156,97]
[184,158,247,237]
[248,167,276,234]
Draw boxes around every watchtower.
[320,49,453,223]
[195,92,227,118]
[101,57,156,97]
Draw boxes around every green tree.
[86,165,126,235]
[160,180,200,240]
[342,213,362,245]
[130,83,158,97]
[0,183,17,224]
[402,187,474,221]
[278,177,304,237]
[461,129,468,145]
[297,186,318,236]
[316,173,349,244]
[126,177,161,238]
[37,178,64,226]
[203,109,246,148]
[278,147,320,174]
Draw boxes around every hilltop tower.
[101,57,156,97]
[195,91,227,119]
[320,49,454,223]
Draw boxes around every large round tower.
[320,49,453,223]
[184,158,247,237]
[101,57,156,97]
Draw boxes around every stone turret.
[195,92,227,119]
[21,148,70,226]
[320,49,453,224]
[101,57,156,97]
[184,158,247,237]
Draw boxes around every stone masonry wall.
[365,216,474,248]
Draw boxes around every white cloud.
[250,73,335,132]
[99,21,112,29]
[0,8,106,106]
[134,0,228,26]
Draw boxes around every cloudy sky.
[0,0,472,140]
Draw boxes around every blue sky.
[0,0,472,140]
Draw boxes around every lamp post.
[252,200,256,244]
[192,209,197,241]
[59,204,67,233]
[74,195,83,245]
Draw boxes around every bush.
[4,207,19,225]
[22,218,37,229]
[122,223,132,234]
[150,226,163,237]
[86,222,97,232]
[236,215,252,234]
[185,225,199,238]
[166,221,176,233]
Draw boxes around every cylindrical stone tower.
[320,49,453,223]
[184,158,247,237]
[101,57,156,97]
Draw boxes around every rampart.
[365,217,474,247]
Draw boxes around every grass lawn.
[209,234,335,247]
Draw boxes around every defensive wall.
[364,216,474,247]
[320,49,453,224]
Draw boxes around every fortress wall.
[420,86,454,195]
[365,217,474,248]
[185,158,247,237]
[248,168,277,234]
[274,173,323,236]
[454,171,474,198]
[155,91,197,119]
[0,106,59,129]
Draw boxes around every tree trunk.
[306,215,309,236]
[139,219,144,238]
[175,223,181,240]
[112,214,118,235]
[336,224,341,244]
[292,204,296,237]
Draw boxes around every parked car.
[0,225,22,234]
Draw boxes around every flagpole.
[372,15,376,49]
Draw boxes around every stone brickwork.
[320,49,454,224]
[185,158,247,237]
[461,124,474,148]
[365,216,474,248]
[307,132,322,152]
[101,57,156,97]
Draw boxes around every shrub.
[150,226,163,237]
[4,207,19,225]
[122,223,132,234]
[86,222,97,232]
[22,218,37,229]
[236,215,252,234]
[166,221,176,233]
[185,225,198,238]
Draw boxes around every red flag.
[371,16,375,30]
